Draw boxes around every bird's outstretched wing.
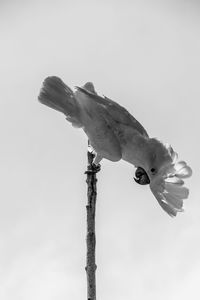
[75,86,149,138]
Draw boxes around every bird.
[38,76,192,217]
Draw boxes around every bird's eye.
[151,168,156,174]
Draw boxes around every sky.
[0,0,200,299]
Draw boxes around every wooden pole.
[85,149,100,300]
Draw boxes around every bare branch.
[85,149,100,300]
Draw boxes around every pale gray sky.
[0,0,199,299]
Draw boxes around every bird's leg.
[88,154,101,173]
[85,145,102,174]
[88,145,102,171]
[92,153,102,169]
[88,144,95,155]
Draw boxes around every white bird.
[38,76,192,217]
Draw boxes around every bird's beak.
[134,167,150,185]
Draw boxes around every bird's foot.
[85,163,101,174]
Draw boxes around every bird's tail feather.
[38,76,82,127]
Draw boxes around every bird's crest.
[150,143,192,217]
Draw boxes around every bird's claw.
[91,163,101,173]
[85,163,101,174]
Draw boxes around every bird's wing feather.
[75,86,149,138]
[82,105,122,162]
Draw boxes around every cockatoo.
[38,76,192,217]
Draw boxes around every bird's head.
[134,138,192,216]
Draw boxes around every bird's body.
[75,84,150,166]
[38,76,192,217]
